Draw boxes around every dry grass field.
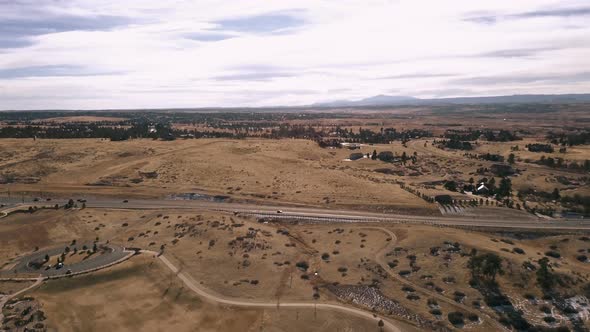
[0,107,588,330]
[3,206,590,330]
[0,138,435,214]
[31,255,386,332]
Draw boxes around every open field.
[0,106,589,331]
[2,206,590,330]
[0,138,435,215]
[30,255,389,332]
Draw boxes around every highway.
[88,198,589,230]
[1,196,589,230]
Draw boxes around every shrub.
[513,247,525,254]
[448,312,464,326]
[402,286,415,292]
[545,251,561,258]
[443,276,456,283]
[430,309,442,316]
[295,261,309,271]
[562,306,578,314]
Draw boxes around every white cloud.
[0,0,589,109]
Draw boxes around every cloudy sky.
[1,0,589,109]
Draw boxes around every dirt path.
[0,276,43,322]
[143,250,403,332]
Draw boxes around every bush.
[545,251,561,258]
[295,261,309,271]
[467,313,479,322]
[448,312,464,326]
[430,309,442,316]
[513,247,525,254]
[402,286,415,292]
[577,255,588,262]
[443,276,456,283]
[539,305,552,314]
[562,306,578,314]
[543,316,556,323]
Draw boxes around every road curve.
[144,250,403,332]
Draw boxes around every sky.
[0,0,589,109]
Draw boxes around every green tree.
[551,188,560,200]
[444,181,458,192]
[536,257,555,290]
[468,253,503,283]
[508,153,515,164]
[497,178,512,198]
[401,151,408,164]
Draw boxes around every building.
[475,182,489,195]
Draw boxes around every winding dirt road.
[142,250,403,332]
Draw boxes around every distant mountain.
[313,94,590,107]
[315,95,419,107]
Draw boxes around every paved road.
[83,198,589,230]
[144,250,402,332]
[1,197,587,230]
[0,243,130,278]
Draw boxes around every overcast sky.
[1,0,589,109]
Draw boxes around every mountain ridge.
[312,93,590,107]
